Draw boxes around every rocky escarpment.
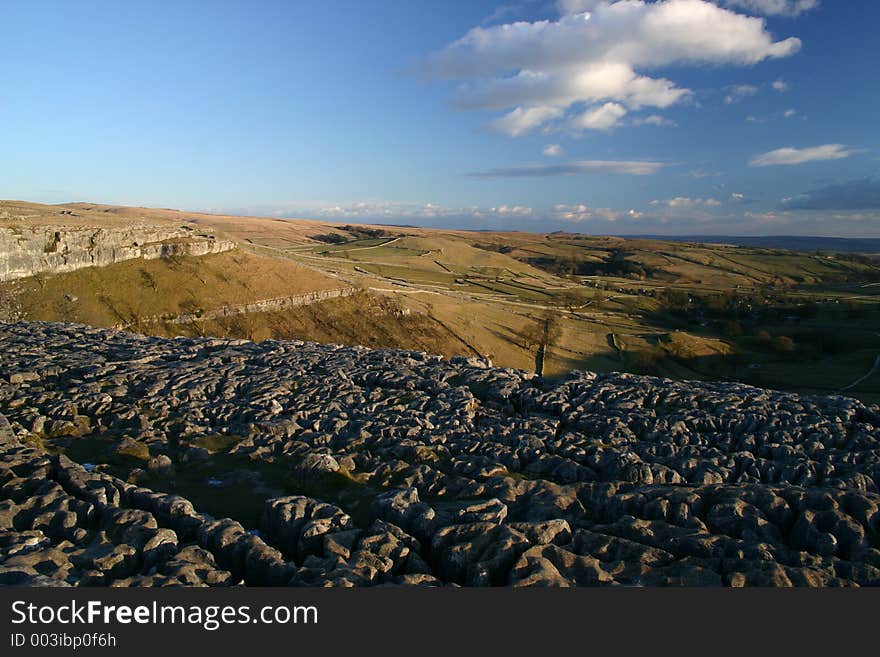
[124,288,359,328]
[1,321,879,587]
[0,225,236,281]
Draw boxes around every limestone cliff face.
[0,225,236,281]
[127,287,359,328]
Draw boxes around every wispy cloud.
[651,196,723,208]
[688,168,724,179]
[468,160,665,178]
[569,102,628,131]
[727,192,756,204]
[488,106,563,137]
[779,178,880,210]
[724,84,760,104]
[633,114,677,128]
[543,144,563,157]
[553,203,623,222]
[313,201,537,221]
[481,2,534,26]
[749,144,856,167]
[720,0,819,17]
[772,78,790,92]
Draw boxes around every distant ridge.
[622,235,880,253]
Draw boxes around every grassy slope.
[4,250,340,328]
[1,250,468,359]
[166,290,471,358]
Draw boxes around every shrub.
[312,233,348,244]
[341,225,387,239]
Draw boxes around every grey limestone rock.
[1,322,879,587]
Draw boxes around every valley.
[3,200,879,403]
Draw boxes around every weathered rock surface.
[1,321,879,587]
[0,225,235,282]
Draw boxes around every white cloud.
[557,0,605,12]
[469,159,665,177]
[633,114,677,127]
[720,1,818,17]
[748,107,800,122]
[651,196,722,208]
[553,203,620,222]
[749,144,855,167]
[772,78,790,92]
[313,200,459,219]
[568,0,819,18]
[569,102,627,131]
[543,143,564,156]
[426,0,802,136]
[485,204,535,216]
[724,84,759,104]
[489,106,563,136]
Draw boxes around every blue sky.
[2,0,879,235]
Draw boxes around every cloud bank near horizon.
[780,178,880,211]
[468,159,666,177]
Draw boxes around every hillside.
[633,235,880,254]
[2,199,880,402]
[218,210,880,401]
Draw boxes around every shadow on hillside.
[544,347,880,405]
